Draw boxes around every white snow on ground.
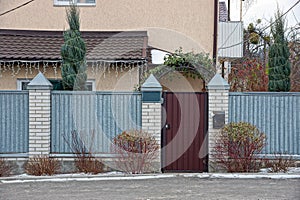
[1,168,300,184]
[0,174,176,184]
[196,174,300,179]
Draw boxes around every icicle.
[53,62,58,79]
[25,63,29,79]
[115,62,119,77]
[120,62,124,73]
[96,62,99,74]
[103,62,106,78]
[37,62,40,72]
[91,61,95,75]
[15,61,21,75]
[29,63,33,74]
[43,62,48,74]
[108,62,111,74]
[0,62,2,78]
[2,62,6,72]
[10,62,16,77]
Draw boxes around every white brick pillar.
[27,72,53,157]
[141,74,162,172]
[207,74,230,172]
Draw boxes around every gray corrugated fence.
[0,91,29,154]
[229,92,300,155]
[51,91,142,154]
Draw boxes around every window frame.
[53,0,96,7]
[17,79,96,91]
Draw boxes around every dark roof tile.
[0,29,148,61]
[219,1,228,22]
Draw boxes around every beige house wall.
[0,64,139,91]
[0,0,215,55]
[159,72,204,92]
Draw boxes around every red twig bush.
[25,156,60,176]
[112,130,159,174]
[229,58,268,92]
[213,122,266,172]
[0,158,12,177]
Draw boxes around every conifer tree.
[268,10,291,91]
[61,4,87,90]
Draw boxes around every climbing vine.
[138,48,215,90]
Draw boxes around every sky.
[226,0,300,27]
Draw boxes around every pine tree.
[268,10,291,91]
[61,4,87,90]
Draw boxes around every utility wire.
[0,0,35,17]
[219,0,300,50]
[291,10,299,24]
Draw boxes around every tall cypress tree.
[268,10,291,91]
[61,4,87,90]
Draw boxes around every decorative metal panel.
[218,21,243,58]
[51,91,142,153]
[229,92,300,155]
[0,91,29,154]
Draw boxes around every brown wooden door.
[162,92,208,172]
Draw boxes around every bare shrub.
[65,130,104,174]
[74,156,104,174]
[265,154,296,173]
[25,156,60,176]
[213,122,266,172]
[0,158,12,177]
[112,130,159,174]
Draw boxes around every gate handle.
[165,124,170,129]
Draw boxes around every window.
[18,79,95,91]
[54,0,96,6]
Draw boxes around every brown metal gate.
[162,92,208,172]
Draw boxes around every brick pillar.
[141,74,162,172]
[207,74,230,172]
[27,72,53,157]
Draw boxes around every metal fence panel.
[229,92,300,155]
[0,91,29,154]
[51,91,142,154]
[218,21,243,58]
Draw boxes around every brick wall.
[141,102,162,172]
[207,74,229,172]
[28,89,51,157]
[142,103,161,142]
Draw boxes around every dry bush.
[65,130,104,174]
[0,158,12,177]
[112,130,159,174]
[213,122,266,172]
[74,156,104,174]
[25,156,60,176]
[265,154,296,173]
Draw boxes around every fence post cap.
[207,73,230,90]
[141,74,162,92]
[27,72,53,90]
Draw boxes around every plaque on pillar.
[213,111,225,129]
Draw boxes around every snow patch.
[1,174,176,184]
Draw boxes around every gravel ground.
[1,176,299,200]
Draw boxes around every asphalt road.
[0,177,299,200]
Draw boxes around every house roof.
[0,29,148,61]
[219,1,228,22]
